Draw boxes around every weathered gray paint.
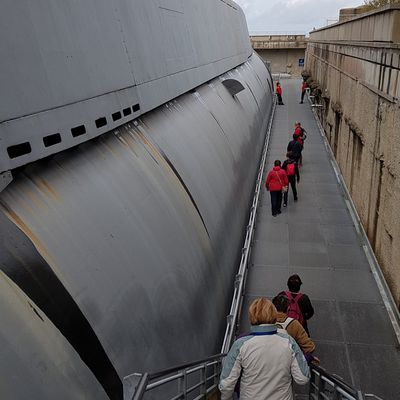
[0,0,251,173]
[0,273,109,399]
[0,52,273,398]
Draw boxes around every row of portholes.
[6,103,141,160]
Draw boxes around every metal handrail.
[147,353,225,380]
[221,94,276,354]
[310,364,359,399]
[123,353,226,400]
[122,91,277,400]
[309,364,384,400]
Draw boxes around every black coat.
[287,140,302,160]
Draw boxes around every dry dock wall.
[306,4,400,309]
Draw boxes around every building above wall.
[310,4,400,43]
[250,35,307,77]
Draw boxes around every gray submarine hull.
[0,1,273,399]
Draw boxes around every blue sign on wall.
[299,58,304,67]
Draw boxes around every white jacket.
[219,324,310,400]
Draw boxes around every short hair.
[287,274,302,292]
[272,295,290,312]
[249,298,277,325]
[274,160,281,166]
[295,121,301,126]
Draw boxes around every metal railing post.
[123,373,149,400]
[200,364,207,397]
[357,391,365,400]
[316,373,324,399]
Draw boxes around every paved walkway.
[239,79,400,399]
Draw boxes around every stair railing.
[310,364,383,400]
[122,87,277,400]
[123,353,225,400]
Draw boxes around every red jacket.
[276,85,282,96]
[265,166,288,191]
[294,126,304,145]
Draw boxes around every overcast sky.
[234,0,364,35]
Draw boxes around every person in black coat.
[287,134,302,163]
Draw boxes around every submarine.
[0,0,273,398]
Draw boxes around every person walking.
[219,298,310,400]
[300,80,308,103]
[276,82,284,105]
[279,275,314,336]
[294,122,307,145]
[287,134,302,164]
[282,153,300,206]
[272,295,319,364]
[293,122,307,166]
[265,160,288,217]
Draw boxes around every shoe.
[277,210,282,214]
[272,214,277,217]
[294,198,298,202]
[300,101,303,104]
[283,203,287,207]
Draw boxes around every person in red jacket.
[276,82,284,105]
[293,122,307,165]
[300,80,308,103]
[293,122,306,146]
[282,152,300,206]
[265,160,288,217]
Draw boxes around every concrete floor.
[238,79,400,399]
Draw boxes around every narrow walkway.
[239,79,400,399]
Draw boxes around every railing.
[310,365,383,400]
[123,353,225,400]
[220,95,276,354]
[122,94,277,400]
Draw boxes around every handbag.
[275,171,288,193]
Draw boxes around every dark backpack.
[284,291,304,325]
[287,163,295,176]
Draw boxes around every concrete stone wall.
[255,48,305,76]
[306,5,400,309]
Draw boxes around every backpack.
[284,291,304,325]
[276,317,295,331]
[287,163,295,176]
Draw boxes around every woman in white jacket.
[219,298,310,400]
